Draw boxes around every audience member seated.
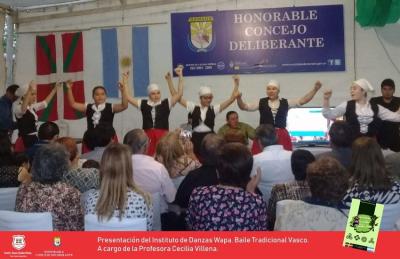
[370,78,400,152]
[316,121,353,169]
[15,153,31,184]
[217,111,255,145]
[155,131,201,188]
[84,143,153,230]
[123,129,176,216]
[267,149,315,230]
[187,143,266,231]
[251,124,294,202]
[0,132,19,187]
[342,137,400,230]
[275,156,349,230]
[223,128,247,144]
[80,124,114,162]
[396,218,400,230]
[15,143,84,231]
[82,159,100,169]
[25,121,59,162]
[0,84,19,137]
[57,137,100,193]
[174,133,225,210]
[179,112,193,137]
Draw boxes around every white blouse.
[85,189,153,231]
[137,98,172,126]
[274,200,347,231]
[244,98,300,120]
[245,98,300,111]
[322,101,400,134]
[186,101,221,133]
[12,100,47,121]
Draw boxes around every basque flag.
[35,32,85,121]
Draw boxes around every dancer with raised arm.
[323,78,400,139]
[237,78,321,153]
[66,74,128,152]
[126,66,183,156]
[178,75,240,157]
[13,81,61,151]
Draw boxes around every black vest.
[344,100,382,137]
[192,105,215,131]
[140,99,170,130]
[16,109,37,136]
[369,96,400,151]
[85,103,114,130]
[259,97,289,128]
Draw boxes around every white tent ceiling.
[0,0,96,10]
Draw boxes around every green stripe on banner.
[63,32,81,72]
[40,90,55,121]
[38,36,57,73]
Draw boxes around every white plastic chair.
[381,202,400,230]
[395,218,400,230]
[0,210,53,231]
[0,188,19,210]
[151,192,161,231]
[84,214,147,231]
[80,189,96,211]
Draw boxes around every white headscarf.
[91,103,106,127]
[15,83,30,97]
[198,86,212,97]
[353,78,374,92]
[267,80,280,90]
[147,83,160,95]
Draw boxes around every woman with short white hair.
[15,143,84,231]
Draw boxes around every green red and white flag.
[35,32,85,121]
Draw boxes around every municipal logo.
[350,214,379,233]
[343,199,383,252]
[54,236,61,247]
[12,235,26,250]
[187,16,216,52]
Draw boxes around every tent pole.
[5,14,14,86]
